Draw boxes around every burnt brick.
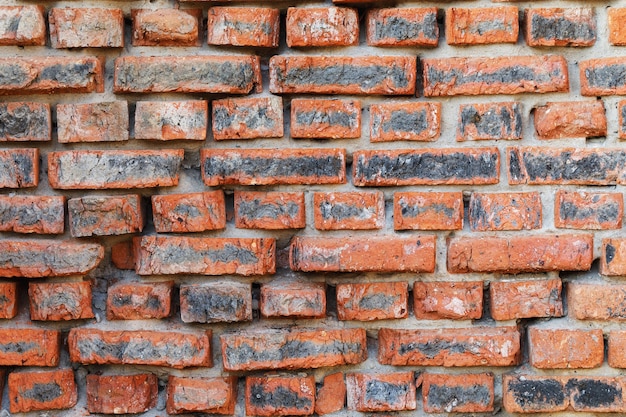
[208,7,280,47]
[337,281,408,321]
[212,96,283,140]
[8,369,77,413]
[132,8,201,46]
[525,8,596,47]
[370,102,440,142]
[135,100,207,140]
[152,191,226,233]
[394,192,463,230]
[346,372,416,412]
[260,281,326,319]
[0,148,38,188]
[367,8,438,47]
[0,195,64,234]
[0,329,60,366]
[581,58,626,96]
[29,281,94,321]
[469,192,542,231]
[314,191,384,230]
[555,190,623,229]
[180,281,252,323]
[0,6,45,46]
[291,99,360,139]
[246,375,315,416]
[503,375,568,413]
[423,373,494,413]
[0,102,50,141]
[68,194,143,237]
[458,102,522,141]
[235,191,306,230]
[107,281,173,320]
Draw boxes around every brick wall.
[0,0,624,415]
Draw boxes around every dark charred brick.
[423,373,494,413]
[212,96,283,140]
[367,8,438,46]
[526,8,596,47]
[291,99,360,139]
[107,281,173,320]
[346,372,416,412]
[246,376,315,416]
[8,369,77,413]
[235,191,305,230]
[370,102,440,142]
[0,195,64,234]
[68,194,143,237]
[180,281,252,323]
[556,190,623,229]
[504,376,567,413]
[0,148,38,188]
[581,58,626,96]
[0,102,50,141]
[567,378,623,411]
[458,102,522,141]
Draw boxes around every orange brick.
[525,8,596,47]
[286,7,358,47]
[315,373,345,415]
[0,6,45,46]
[0,329,60,366]
[569,283,626,320]
[132,8,201,46]
[580,58,626,96]
[260,280,326,318]
[601,238,626,276]
[87,374,158,414]
[180,281,252,323]
[609,331,626,368]
[337,282,408,321]
[152,191,226,233]
[8,369,76,413]
[135,100,207,140]
[212,97,283,140]
[534,101,606,139]
[57,102,129,143]
[422,373,494,413]
[366,8,438,47]
[314,192,384,230]
[291,99,360,139]
[0,102,50,141]
[619,100,626,139]
[235,191,306,230]
[0,195,64,234]
[208,7,280,47]
[413,281,483,320]
[167,376,237,415]
[370,102,440,142]
[111,240,134,270]
[68,194,144,237]
[0,148,38,188]
[394,192,463,230]
[0,281,17,319]
[555,190,623,229]
[446,7,518,45]
[346,372,416,412]
[246,375,315,416]
[107,281,173,320]
[490,279,563,321]
[29,281,94,321]
[457,102,522,141]
[530,328,604,369]
[609,8,626,45]
[49,8,123,48]
[469,192,542,231]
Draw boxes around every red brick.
[68,328,212,369]
[134,236,275,276]
[0,281,17,318]
[413,281,483,320]
[57,101,128,143]
[0,102,50,141]
[212,97,283,140]
[180,281,252,323]
[221,328,367,371]
[0,195,64,234]
[68,194,143,237]
[555,190,623,229]
[287,7,358,47]
[315,373,345,415]
[153,191,226,233]
[202,148,346,185]
[422,373,494,413]
[534,101,606,139]
[378,326,520,367]
[290,236,435,273]
[246,375,315,416]
[491,279,563,321]
[446,7,518,45]
[270,56,416,95]
[569,283,626,320]
[337,281,408,321]
[48,149,183,189]
[8,369,76,413]
[609,331,626,368]
[314,192,384,230]
[601,238,626,276]
[135,100,207,140]
[457,102,522,141]
[366,8,438,47]
[619,100,626,139]
[370,101,439,142]
[0,6,45,45]
[114,55,261,94]
[49,8,123,48]
[29,281,94,321]
[260,280,326,318]
[581,58,626,96]
[132,8,201,46]
[291,99,360,139]
[609,8,626,45]
[0,329,60,366]
[208,7,280,47]
[87,374,158,414]
[525,8,596,47]
[235,191,305,230]
[0,240,103,278]
[111,241,134,270]
[423,55,568,96]
[469,192,542,231]
[394,192,463,230]
[107,281,173,320]
[167,376,237,415]
[530,328,603,369]
[448,235,593,274]
[346,372,415,412]
[0,148,38,188]
[354,148,499,186]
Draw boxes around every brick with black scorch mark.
[29,281,94,321]
[87,374,158,414]
[235,191,306,230]
[135,100,207,140]
[457,102,522,141]
[346,372,416,412]
[180,281,252,323]
[525,8,596,47]
[167,376,237,415]
[0,282,17,319]
[0,195,64,234]
[366,7,438,46]
[422,373,494,413]
[208,7,280,47]
[0,329,60,366]
[490,279,563,321]
[152,191,226,233]
[132,8,201,46]
[212,96,283,140]
[601,238,626,276]
[0,148,38,188]
[555,190,622,230]
[57,101,129,143]
[246,375,315,416]
[107,281,173,320]
[313,191,384,230]
[469,192,542,231]
[336,281,408,321]
[260,280,326,318]
[0,102,50,141]
[0,6,46,46]
[581,57,626,96]
[291,99,360,139]
[446,7,519,45]
[394,192,463,230]
[8,369,77,413]
[68,194,143,237]
[370,102,440,142]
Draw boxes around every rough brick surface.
[246,375,315,416]
[413,281,483,320]
[609,8,626,45]
[346,372,416,412]
[0,329,60,366]
[601,238,626,276]
[0,102,50,141]
[458,102,522,141]
[491,279,563,321]
[87,374,158,414]
[337,281,408,321]
[208,7,280,47]
[581,58,626,96]
[394,192,463,230]
[260,280,326,318]
[370,101,440,142]
[0,148,38,188]
[29,281,94,321]
[469,192,542,231]
[152,191,226,233]
[57,102,129,143]
[8,369,77,413]
[529,328,604,369]
[135,100,207,140]
[367,8,438,47]
[555,190,623,229]
[291,99,360,139]
[0,6,45,45]
[534,101,606,139]
[106,281,173,320]
[68,194,143,237]
[0,281,17,319]
[180,281,252,323]
[446,7,519,45]
[525,8,596,47]
[49,8,124,48]
[422,373,494,413]
[287,7,358,47]
[314,191,384,230]
[212,97,283,140]
[608,331,626,368]
[235,191,306,230]
[315,373,346,415]
[132,8,201,46]
[167,376,237,415]
[569,283,626,320]
[0,195,64,234]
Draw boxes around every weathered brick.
[29,281,94,321]
[530,328,603,369]
[135,100,207,140]
[525,8,596,47]
[0,281,17,319]
[448,235,593,274]
[601,238,626,276]
[378,326,520,367]
[68,194,143,237]
[366,8,438,47]
[235,191,305,230]
[619,100,626,139]
[0,148,38,188]
[0,102,50,141]
[152,191,226,233]
[555,191,622,230]
[315,373,345,415]
[246,375,315,416]
[287,7,358,47]
[394,192,463,230]
[167,376,237,415]
[212,96,283,140]
[208,7,280,47]
[422,373,494,413]
[423,55,568,96]
[68,328,213,369]
[291,99,360,139]
[491,279,563,321]
[314,192,384,230]
[346,372,416,412]
[609,331,626,368]
[354,148,499,186]
[132,8,201,46]
[337,282,408,321]
[534,101,606,139]
[49,8,124,48]
[446,7,518,45]
[180,281,252,323]
[106,281,173,320]
[57,101,128,143]
[0,195,64,234]
[134,236,275,276]
[569,283,626,320]
[370,102,440,142]
[87,374,158,415]
[8,369,76,413]
[609,8,626,46]
[111,240,134,270]
[260,280,326,318]
[221,328,367,371]
[290,236,435,273]
[114,55,261,94]
[413,281,483,320]
[202,148,346,185]
[0,329,60,366]
[48,149,183,189]
[581,58,626,96]
[0,6,45,45]
[458,102,522,141]
[0,240,103,278]
[469,192,542,231]
[270,56,416,95]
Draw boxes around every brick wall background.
[0,0,625,415]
